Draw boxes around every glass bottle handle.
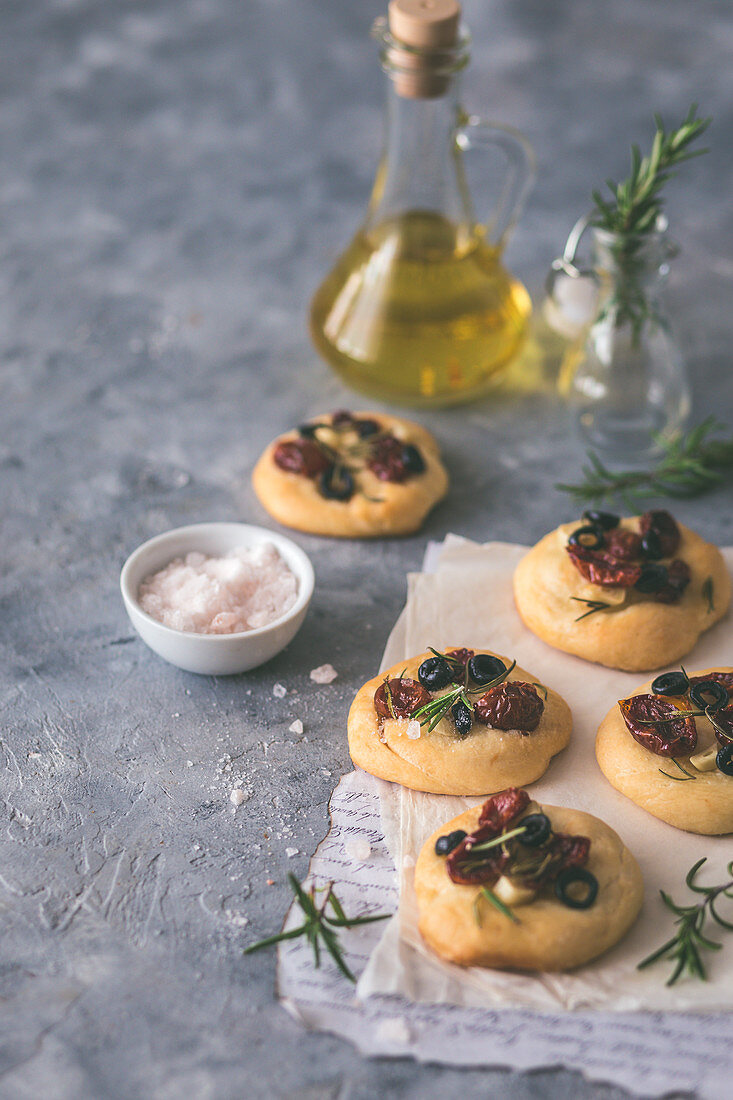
[456,116,535,245]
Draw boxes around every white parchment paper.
[278,537,733,1094]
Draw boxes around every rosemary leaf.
[479,885,520,925]
[638,858,733,984]
[557,417,733,507]
[244,875,391,982]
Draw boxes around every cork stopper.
[386,0,462,98]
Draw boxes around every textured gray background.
[1,0,732,1097]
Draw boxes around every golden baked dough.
[347,650,571,795]
[596,667,733,834]
[252,411,448,538]
[513,516,730,671]
[416,802,643,971]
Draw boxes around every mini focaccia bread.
[596,667,733,834]
[347,647,571,795]
[415,787,643,972]
[251,410,448,538]
[513,508,730,671]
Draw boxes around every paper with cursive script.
[277,538,733,1096]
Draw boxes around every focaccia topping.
[438,788,595,914]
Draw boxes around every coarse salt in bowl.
[120,523,314,675]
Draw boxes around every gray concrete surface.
[2,0,732,1097]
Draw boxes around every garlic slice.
[493,875,537,908]
[689,744,718,772]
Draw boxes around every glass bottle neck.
[365,78,474,242]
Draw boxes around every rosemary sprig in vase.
[590,105,710,345]
[569,104,712,463]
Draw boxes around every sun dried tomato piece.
[688,671,733,695]
[443,647,475,682]
[446,822,512,885]
[474,682,544,732]
[366,436,407,481]
[373,677,430,719]
[710,705,733,746]
[604,528,642,561]
[477,787,530,831]
[639,510,680,557]
[273,440,331,478]
[619,694,697,757]
[506,830,592,890]
[566,545,642,587]
[447,789,529,884]
[653,558,691,604]
[534,833,591,885]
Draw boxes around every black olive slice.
[651,670,690,697]
[568,525,605,550]
[401,444,426,475]
[318,466,354,501]
[467,654,507,685]
[555,868,599,910]
[635,563,669,594]
[451,700,473,737]
[689,680,729,713]
[418,656,453,691]
[716,744,733,776]
[435,829,467,856]
[518,813,552,848]
[354,418,380,438]
[582,510,619,530]
[640,531,664,560]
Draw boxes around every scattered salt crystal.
[137,542,298,634]
[375,1017,411,1045]
[402,854,415,869]
[28,752,42,759]
[229,788,247,807]
[345,837,372,862]
[224,910,249,928]
[286,847,298,859]
[310,663,338,684]
[406,720,421,740]
[186,760,194,768]
[289,719,304,734]
[272,682,287,698]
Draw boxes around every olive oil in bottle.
[311,210,531,406]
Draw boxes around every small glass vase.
[568,224,690,463]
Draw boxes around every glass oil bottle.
[310,0,535,407]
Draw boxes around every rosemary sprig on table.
[638,858,733,985]
[556,417,733,509]
[244,873,390,982]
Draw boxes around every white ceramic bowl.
[120,522,314,675]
